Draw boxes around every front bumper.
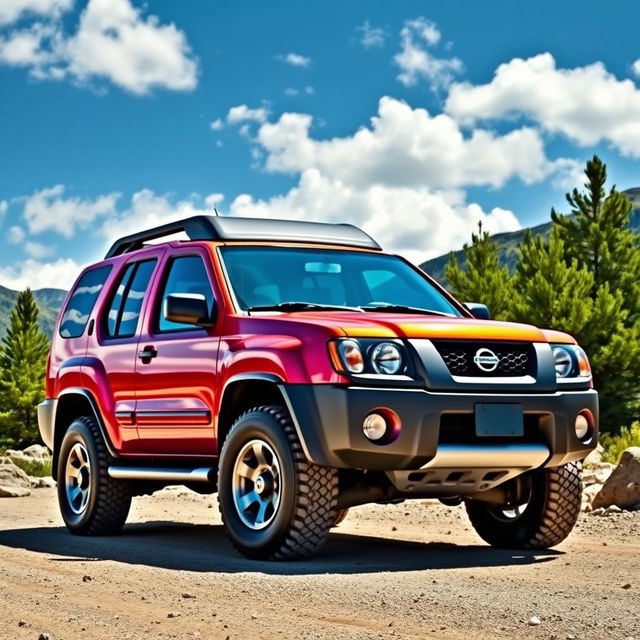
[281,384,598,471]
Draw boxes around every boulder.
[30,476,56,489]
[22,444,51,459]
[592,447,640,510]
[0,485,31,497]
[0,462,32,490]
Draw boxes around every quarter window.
[59,265,112,338]
[105,260,157,338]
[157,255,215,332]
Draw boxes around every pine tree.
[518,157,640,430]
[0,289,49,448]
[444,222,515,320]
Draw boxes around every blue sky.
[2,0,640,289]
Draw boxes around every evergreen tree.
[518,158,640,429]
[0,289,49,447]
[444,222,514,320]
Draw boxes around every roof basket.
[104,215,381,258]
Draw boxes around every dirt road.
[0,488,638,640]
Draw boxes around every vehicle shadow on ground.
[0,521,561,575]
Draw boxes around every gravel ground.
[0,487,638,640]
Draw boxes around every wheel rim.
[231,439,282,531]
[488,481,533,522]
[65,442,91,515]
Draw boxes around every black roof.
[104,215,381,258]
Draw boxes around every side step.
[108,466,214,483]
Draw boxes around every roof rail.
[104,215,381,258]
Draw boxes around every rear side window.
[105,260,157,338]
[156,255,215,332]
[59,265,112,338]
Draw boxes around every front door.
[132,248,220,456]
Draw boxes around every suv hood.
[250,311,574,343]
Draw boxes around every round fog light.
[575,413,592,442]
[363,413,388,441]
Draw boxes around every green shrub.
[8,456,52,478]
[600,422,640,464]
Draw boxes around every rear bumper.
[37,398,57,449]
[281,384,598,471]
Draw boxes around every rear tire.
[217,405,338,560]
[57,416,132,535]
[465,462,582,549]
[332,508,349,527]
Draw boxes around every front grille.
[433,340,536,377]
[440,413,541,445]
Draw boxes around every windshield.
[219,246,462,316]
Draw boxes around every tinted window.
[220,247,461,316]
[59,265,112,338]
[157,255,214,332]
[105,260,156,338]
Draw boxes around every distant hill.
[0,286,67,338]
[421,187,640,284]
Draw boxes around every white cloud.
[23,184,120,237]
[356,20,387,49]
[632,59,640,77]
[229,169,519,264]
[0,0,71,25]
[204,193,224,208]
[210,118,224,131]
[25,240,54,258]
[7,226,26,244]
[99,188,213,245]
[256,97,555,190]
[284,87,298,96]
[0,0,198,94]
[227,104,269,125]
[0,257,83,290]
[445,53,640,157]
[277,52,311,68]
[394,17,462,90]
[0,200,7,218]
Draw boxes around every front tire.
[217,406,338,560]
[57,416,132,535]
[465,462,582,549]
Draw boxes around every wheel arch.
[217,374,290,453]
[52,389,116,481]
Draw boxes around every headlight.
[371,342,403,375]
[337,339,364,373]
[552,344,591,379]
[331,339,408,376]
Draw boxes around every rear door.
[132,247,220,456]
[85,251,162,452]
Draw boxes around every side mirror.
[464,302,491,320]
[164,293,215,327]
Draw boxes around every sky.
[2,0,640,290]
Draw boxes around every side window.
[59,265,112,338]
[105,260,157,338]
[157,255,214,332]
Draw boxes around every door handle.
[138,346,158,363]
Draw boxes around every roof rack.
[104,215,381,258]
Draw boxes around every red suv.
[38,216,597,560]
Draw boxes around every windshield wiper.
[248,301,365,313]
[360,304,452,317]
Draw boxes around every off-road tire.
[332,508,349,527]
[217,405,338,560]
[465,461,582,549]
[57,416,132,535]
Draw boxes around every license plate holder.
[475,403,524,437]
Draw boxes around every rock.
[0,456,12,465]
[0,462,31,489]
[584,483,604,499]
[17,620,27,627]
[605,505,623,515]
[594,464,616,484]
[0,485,31,497]
[584,443,605,467]
[22,444,51,459]
[167,612,181,618]
[38,633,54,640]
[29,476,55,489]
[82,575,92,583]
[181,592,195,599]
[593,447,640,510]
[528,616,541,626]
